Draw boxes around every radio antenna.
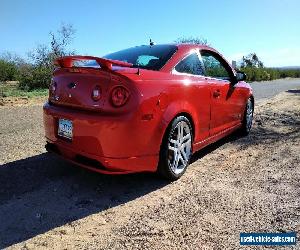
[149,39,155,46]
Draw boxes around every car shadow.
[0,133,245,248]
[0,154,169,248]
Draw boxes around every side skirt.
[193,123,242,153]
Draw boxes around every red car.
[43,43,254,180]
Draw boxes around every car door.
[200,50,242,136]
[172,51,211,143]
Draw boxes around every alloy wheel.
[167,121,192,175]
[246,100,253,131]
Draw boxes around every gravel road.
[0,80,299,249]
[250,78,300,102]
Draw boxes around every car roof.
[137,43,216,51]
[175,43,219,54]
[175,43,212,50]
[146,43,218,54]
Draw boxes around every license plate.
[58,119,73,140]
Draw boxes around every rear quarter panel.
[123,70,211,152]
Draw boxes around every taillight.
[110,86,130,107]
[91,85,101,101]
[50,80,57,96]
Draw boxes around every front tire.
[240,98,254,135]
[157,116,193,180]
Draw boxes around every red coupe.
[43,43,254,180]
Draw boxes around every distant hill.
[272,66,300,70]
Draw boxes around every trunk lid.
[49,56,134,111]
[50,68,111,111]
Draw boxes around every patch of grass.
[0,81,48,98]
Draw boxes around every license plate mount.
[58,119,73,140]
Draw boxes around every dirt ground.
[0,90,299,249]
[0,96,47,107]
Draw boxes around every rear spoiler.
[54,56,133,70]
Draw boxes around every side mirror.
[236,71,247,82]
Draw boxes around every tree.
[28,23,75,68]
[174,36,209,45]
[0,52,25,81]
[19,23,76,90]
[241,53,264,68]
[0,52,26,66]
[0,59,18,81]
[50,23,76,58]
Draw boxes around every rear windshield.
[104,45,177,70]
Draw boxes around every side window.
[201,51,231,80]
[136,55,159,67]
[175,53,204,76]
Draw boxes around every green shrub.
[18,65,52,90]
[239,67,300,82]
[0,59,18,81]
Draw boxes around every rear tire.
[157,116,193,180]
[240,98,254,136]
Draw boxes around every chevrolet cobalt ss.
[43,43,254,180]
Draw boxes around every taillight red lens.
[91,85,101,101]
[111,86,129,107]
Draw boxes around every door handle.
[213,90,221,98]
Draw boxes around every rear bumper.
[43,102,161,173]
[45,141,158,174]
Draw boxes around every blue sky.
[1,0,300,66]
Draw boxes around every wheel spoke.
[168,145,177,152]
[169,139,177,145]
[182,139,191,146]
[182,133,191,143]
[180,148,188,164]
[177,122,183,142]
[181,123,184,141]
[172,151,180,171]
